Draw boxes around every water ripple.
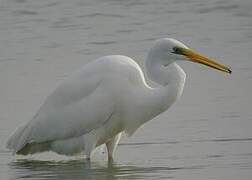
[8,159,203,180]
[12,10,38,16]
[196,4,240,14]
[77,13,125,19]
[88,41,117,45]
[196,138,252,143]
[119,141,179,146]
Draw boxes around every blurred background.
[0,0,252,179]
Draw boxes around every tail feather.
[6,122,84,155]
[16,142,51,155]
[6,122,32,153]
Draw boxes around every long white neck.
[144,52,186,118]
[124,52,187,136]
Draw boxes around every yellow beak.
[180,48,232,74]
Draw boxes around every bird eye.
[172,47,180,54]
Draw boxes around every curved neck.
[124,55,186,136]
[145,54,186,115]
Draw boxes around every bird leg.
[83,134,97,160]
[85,143,95,160]
[106,132,122,161]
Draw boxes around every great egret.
[6,38,231,161]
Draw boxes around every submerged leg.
[83,134,97,160]
[106,132,122,161]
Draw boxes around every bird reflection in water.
[8,158,195,180]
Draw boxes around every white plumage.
[6,38,231,160]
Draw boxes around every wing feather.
[6,61,115,152]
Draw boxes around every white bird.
[6,38,231,161]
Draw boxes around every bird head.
[151,38,231,74]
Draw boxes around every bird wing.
[7,62,115,152]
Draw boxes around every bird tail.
[6,121,32,154]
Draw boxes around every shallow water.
[0,0,252,179]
